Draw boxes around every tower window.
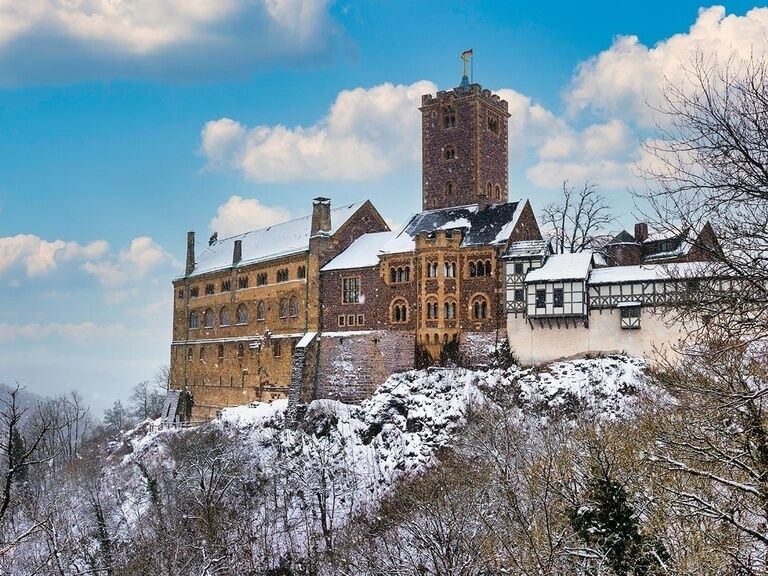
[443,106,456,129]
[471,296,489,320]
[488,115,499,133]
[445,182,453,195]
[444,146,456,161]
[495,185,501,199]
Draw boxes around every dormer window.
[443,106,456,129]
[444,145,456,160]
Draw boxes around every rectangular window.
[237,276,248,289]
[338,315,346,327]
[535,289,546,309]
[221,280,231,292]
[514,288,524,302]
[205,283,214,295]
[187,348,193,361]
[347,314,355,326]
[620,306,641,330]
[342,277,360,304]
[356,314,364,326]
[190,286,199,298]
[177,288,184,299]
[217,344,224,360]
[553,288,564,307]
[514,262,524,275]
[272,341,281,357]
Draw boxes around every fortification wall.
[314,330,415,403]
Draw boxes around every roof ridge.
[212,200,365,244]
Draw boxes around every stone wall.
[461,331,499,367]
[314,331,415,403]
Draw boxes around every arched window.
[486,182,492,196]
[277,268,289,283]
[485,260,492,276]
[297,265,306,279]
[426,300,438,320]
[444,301,456,320]
[203,308,214,328]
[189,311,199,329]
[469,261,477,277]
[237,343,244,359]
[236,304,248,325]
[279,299,288,318]
[495,185,501,198]
[471,296,489,320]
[404,266,410,282]
[391,299,408,323]
[444,145,455,160]
[390,267,397,283]
[433,334,440,344]
[289,296,298,317]
[427,262,438,278]
[444,262,455,278]
[443,106,456,129]
[443,333,449,344]
[257,301,266,321]
[219,307,230,327]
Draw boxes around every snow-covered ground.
[118,356,651,524]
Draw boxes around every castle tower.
[420,79,510,211]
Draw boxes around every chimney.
[185,231,195,276]
[311,197,332,236]
[233,239,242,264]
[634,222,648,242]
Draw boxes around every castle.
[165,75,719,422]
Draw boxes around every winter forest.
[4,54,768,576]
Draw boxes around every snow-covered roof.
[321,231,396,271]
[188,202,366,278]
[504,239,550,258]
[525,252,594,282]
[401,201,523,247]
[588,262,708,284]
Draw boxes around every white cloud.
[566,6,768,125]
[210,195,291,237]
[0,0,337,84]
[0,234,108,277]
[83,236,175,288]
[201,80,437,182]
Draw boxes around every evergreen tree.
[569,471,667,575]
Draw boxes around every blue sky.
[0,1,764,411]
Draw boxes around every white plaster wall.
[507,307,686,366]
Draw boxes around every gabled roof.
[525,252,594,282]
[504,239,551,258]
[607,230,638,245]
[400,201,522,247]
[321,231,396,271]
[188,201,367,278]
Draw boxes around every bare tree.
[638,52,768,345]
[542,180,614,254]
[129,379,165,420]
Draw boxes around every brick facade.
[421,84,510,211]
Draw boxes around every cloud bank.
[0,0,338,84]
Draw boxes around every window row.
[338,314,365,328]
[425,300,458,320]
[178,266,306,299]
[422,333,459,344]
[188,298,299,328]
[469,260,493,277]
[389,266,411,283]
[535,288,564,309]
[184,340,284,361]
[426,261,457,278]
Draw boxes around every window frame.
[342,276,361,304]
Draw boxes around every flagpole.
[471,52,473,84]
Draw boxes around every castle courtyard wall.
[506,308,686,366]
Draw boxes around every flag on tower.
[460,48,473,62]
